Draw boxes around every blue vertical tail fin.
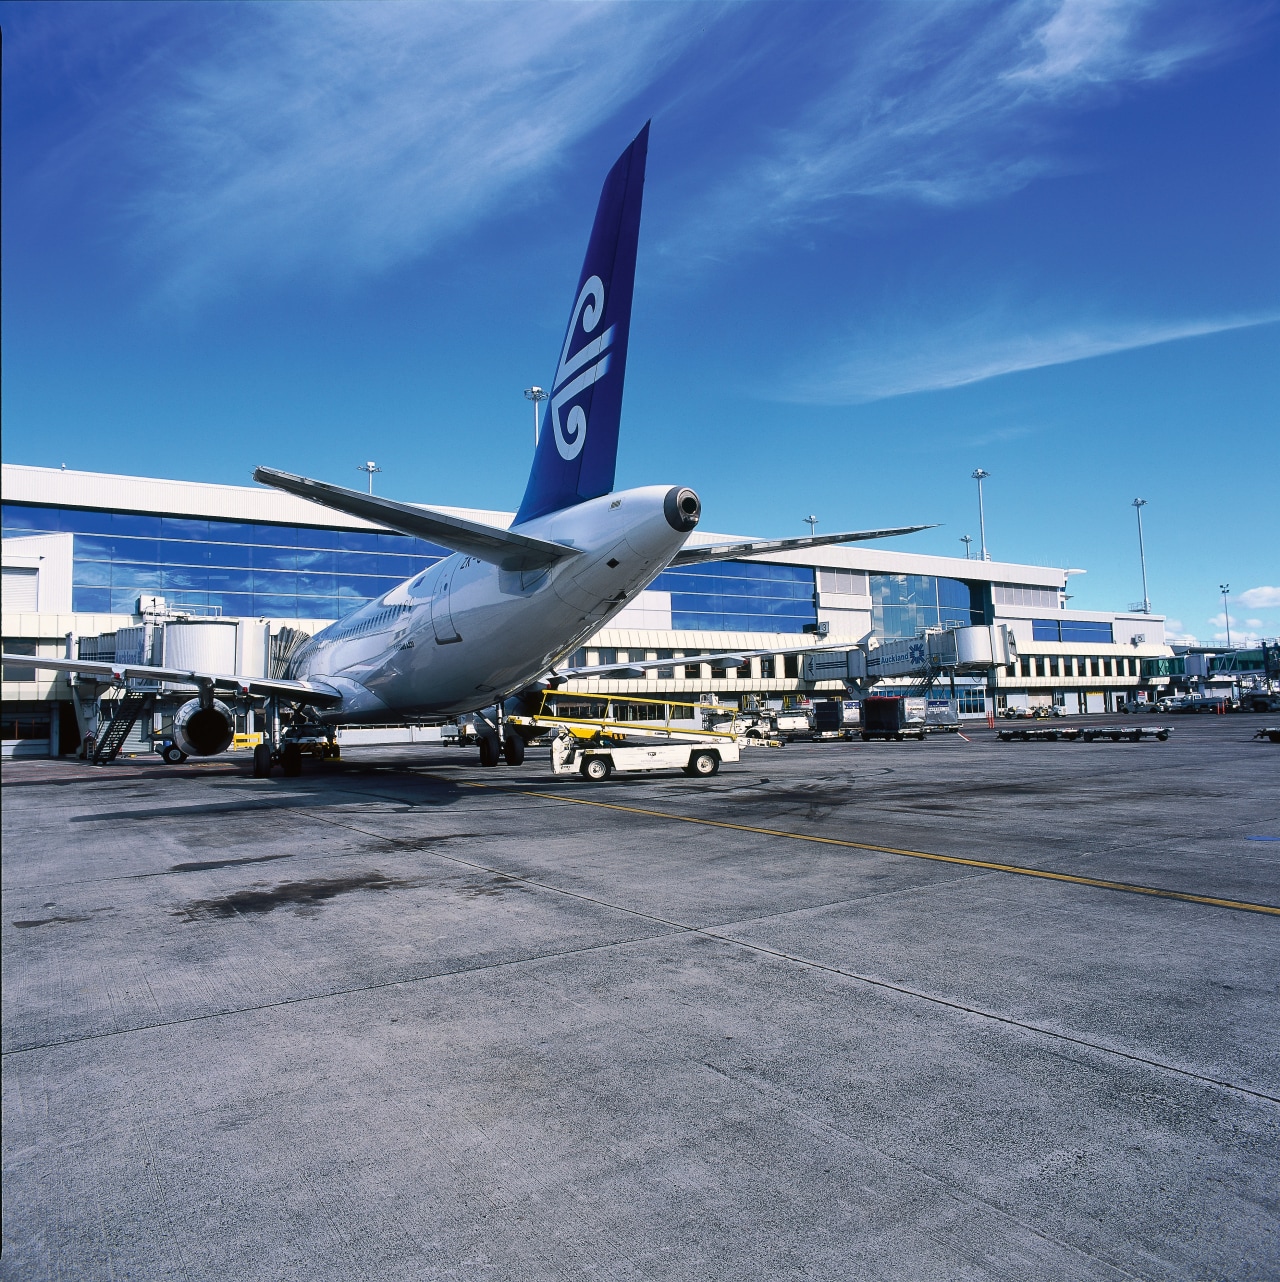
[513,123,649,525]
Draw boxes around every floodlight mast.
[1132,499,1151,614]
[804,515,819,536]
[971,470,990,560]
[524,386,548,447]
[357,461,381,495]
[960,534,973,560]
[1220,583,1232,648]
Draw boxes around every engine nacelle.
[172,698,236,757]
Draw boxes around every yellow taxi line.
[515,790,1280,917]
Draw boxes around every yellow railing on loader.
[507,690,744,744]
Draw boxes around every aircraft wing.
[668,525,936,566]
[549,640,855,682]
[253,467,582,571]
[2,655,344,708]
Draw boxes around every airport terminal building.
[2,463,1174,755]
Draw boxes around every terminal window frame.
[1,640,38,682]
[870,573,984,640]
[3,503,450,622]
[649,561,817,634]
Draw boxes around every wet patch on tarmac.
[12,913,94,929]
[173,871,409,921]
[170,853,297,873]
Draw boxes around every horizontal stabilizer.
[253,468,582,571]
[669,525,936,567]
[2,654,343,708]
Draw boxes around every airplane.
[4,123,932,778]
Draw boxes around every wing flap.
[669,525,936,566]
[3,655,343,708]
[253,468,581,570]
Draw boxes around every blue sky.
[3,0,1278,643]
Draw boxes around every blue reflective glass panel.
[213,592,255,616]
[294,527,341,550]
[163,566,210,590]
[337,530,382,552]
[1061,621,1113,644]
[111,588,143,612]
[162,517,209,540]
[112,513,162,537]
[111,563,165,590]
[335,553,384,576]
[209,521,269,544]
[296,571,338,595]
[251,545,298,570]
[251,594,297,616]
[206,542,254,568]
[73,587,112,612]
[206,568,254,592]
[159,539,210,565]
[1032,619,1060,642]
[71,560,113,586]
[295,549,338,573]
[252,570,297,593]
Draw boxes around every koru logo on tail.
[550,276,615,460]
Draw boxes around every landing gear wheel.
[478,735,500,767]
[502,733,525,766]
[281,743,303,777]
[689,751,719,777]
[252,743,273,777]
[161,742,187,765]
[581,755,612,782]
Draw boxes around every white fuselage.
[288,485,692,722]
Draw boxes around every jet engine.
[172,697,236,757]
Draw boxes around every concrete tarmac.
[3,715,1278,1280]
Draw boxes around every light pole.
[524,386,548,447]
[1220,583,1232,648]
[971,469,990,560]
[960,534,973,560]
[357,461,381,494]
[1138,497,1159,612]
[804,515,819,537]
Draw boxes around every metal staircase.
[90,692,155,764]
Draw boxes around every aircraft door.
[431,558,463,644]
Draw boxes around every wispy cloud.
[1238,586,1280,609]
[116,4,701,301]
[663,0,1241,259]
[781,312,1278,404]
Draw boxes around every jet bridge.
[801,624,1016,687]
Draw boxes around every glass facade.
[870,574,984,639]
[2,504,448,620]
[648,562,817,633]
[1031,618,1114,644]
